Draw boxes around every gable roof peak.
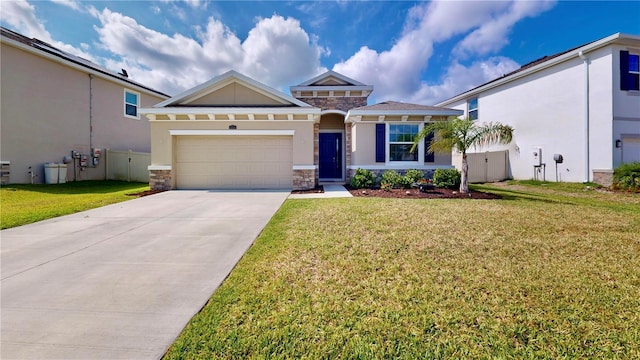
[154,70,313,108]
[296,70,367,87]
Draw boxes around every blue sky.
[2,1,639,104]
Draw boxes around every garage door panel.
[176,136,292,189]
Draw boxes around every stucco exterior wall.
[349,121,452,169]
[0,41,166,184]
[442,45,631,183]
[149,120,315,167]
[188,83,283,106]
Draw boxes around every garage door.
[622,136,640,164]
[175,135,293,189]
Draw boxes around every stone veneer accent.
[345,123,352,169]
[296,97,367,112]
[149,169,172,191]
[293,169,316,190]
[592,169,613,187]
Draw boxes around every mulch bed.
[346,185,501,199]
[291,186,325,194]
[126,189,167,197]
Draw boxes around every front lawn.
[0,180,149,229]
[166,182,640,359]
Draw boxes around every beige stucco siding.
[350,121,452,167]
[319,113,344,129]
[188,83,284,106]
[0,42,166,183]
[150,120,315,167]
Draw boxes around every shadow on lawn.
[1,180,147,195]
[472,186,579,206]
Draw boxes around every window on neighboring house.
[388,124,419,162]
[124,90,139,118]
[468,97,478,120]
[620,51,640,91]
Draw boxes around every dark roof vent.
[119,69,128,78]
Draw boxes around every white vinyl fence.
[106,150,150,183]
[453,150,509,183]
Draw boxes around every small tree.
[412,117,514,193]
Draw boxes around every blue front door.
[319,133,342,179]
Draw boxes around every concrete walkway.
[0,190,289,360]
[288,184,352,199]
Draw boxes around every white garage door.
[622,136,640,164]
[175,135,293,189]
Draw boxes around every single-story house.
[437,32,640,185]
[0,27,169,184]
[142,70,462,190]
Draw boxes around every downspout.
[89,74,94,152]
[578,51,590,182]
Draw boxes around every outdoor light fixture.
[229,125,237,130]
[615,139,622,148]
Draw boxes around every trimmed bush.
[612,162,640,192]
[350,168,375,189]
[403,169,425,184]
[381,170,403,188]
[433,168,461,189]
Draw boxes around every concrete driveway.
[1,190,289,359]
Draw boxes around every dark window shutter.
[621,50,630,91]
[424,131,435,163]
[375,123,385,162]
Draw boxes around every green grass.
[0,180,149,229]
[166,182,640,359]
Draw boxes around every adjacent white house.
[437,33,640,185]
[0,27,169,184]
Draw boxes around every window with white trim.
[124,90,139,118]
[388,123,420,162]
[621,51,640,91]
[468,97,478,120]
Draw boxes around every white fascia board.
[290,85,374,92]
[1,36,169,99]
[347,109,463,117]
[295,70,367,86]
[169,130,295,136]
[140,107,321,115]
[437,33,640,106]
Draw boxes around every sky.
[1,0,639,104]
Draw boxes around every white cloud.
[50,0,81,11]
[334,0,556,105]
[409,57,520,105]
[89,8,327,94]
[1,0,95,60]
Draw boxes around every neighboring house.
[0,27,169,184]
[437,33,640,185]
[142,70,462,190]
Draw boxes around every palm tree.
[412,117,514,193]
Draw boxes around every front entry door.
[319,133,342,180]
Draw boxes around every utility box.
[533,147,542,166]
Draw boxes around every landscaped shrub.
[612,162,640,192]
[403,169,425,184]
[433,168,461,189]
[381,170,403,188]
[350,168,375,189]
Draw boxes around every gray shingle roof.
[351,101,457,112]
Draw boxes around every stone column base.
[149,169,172,191]
[592,169,613,187]
[293,168,316,190]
